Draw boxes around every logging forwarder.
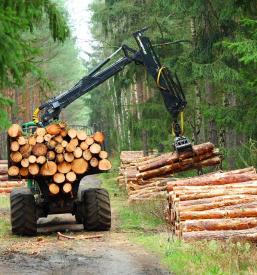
[32,27,192,153]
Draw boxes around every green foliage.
[0,93,13,130]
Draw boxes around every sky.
[65,0,95,61]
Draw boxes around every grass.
[0,196,11,238]
[99,168,257,275]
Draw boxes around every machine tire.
[82,188,111,231]
[10,188,37,236]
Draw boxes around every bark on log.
[167,172,257,191]
[77,130,87,141]
[28,163,39,175]
[53,173,65,184]
[66,171,76,182]
[63,183,72,193]
[182,218,257,232]
[32,143,47,157]
[40,161,57,176]
[89,143,101,154]
[49,183,60,195]
[98,159,112,171]
[57,162,71,174]
[71,159,88,174]
[46,124,61,136]
[93,132,105,144]
[8,166,19,176]
[8,124,22,138]
[99,151,108,159]
[10,152,22,163]
[10,141,19,152]
[180,208,257,220]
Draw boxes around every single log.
[32,143,47,157]
[85,136,94,146]
[28,136,37,146]
[66,171,76,182]
[36,135,44,143]
[183,228,257,241]
[0,167,7,175]
[80,141,88,150]
[8,124,22,138]
[0,175,8,181]
[70,138,79,147]
[10,152,22,163]
[19,144,31,158]
[56,154,64,163]
[138,142,215,172]
[64,152,74,163]
[63,182,72,193]
[8,166,19,176]
[167,172,257,191]
[44,134,52,142]
[47,151,55,161]
[71,159,88,174]
[53,173,65,184]
[54,135,63,143]
[93,132,105,144]
[182,218,257,232]
[47,140,57,150]
[61,140,68,148]
[46,124,61,136]
[68,128,77,139]
[18,136,27,145]
[36,127,46,136]
[57,162,71,174]
[28,155,37,163]
[20,167,29,177]
[74,147,82,158]
[49,183,60,195]
[77,130,87,141]
[60,129,68,137]
[89,143,101,154]
[55,144,64,154]
[0,160,7,164]
[180,208,257,220]
[99,151,108,159]
[40,161,57,176]
[66,142,76,153]
[19,167,29,177]
[36,156,46,165]
[82,149,92,161]
[98,159,112,171]
[28,163,39,175]
[90,157,99,168]
[10,141,20,152]
[21,158,29,168]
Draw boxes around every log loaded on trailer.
[7,27,192,235]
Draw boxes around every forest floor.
[1,171,257,274]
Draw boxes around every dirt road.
[0,209,170,275]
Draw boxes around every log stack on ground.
[7,123,111,196]
[166,167,257,241]
[0,160,24,193]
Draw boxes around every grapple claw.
[174,136,192,153]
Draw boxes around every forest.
[0,0,256,169]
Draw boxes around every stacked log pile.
[0,160,24,193]
[7,123,111,196]
[118,143,222,202]
[167,167,257,241]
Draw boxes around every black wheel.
[10,188,37,236]
[75,211,82,224]
[82,188,111,231]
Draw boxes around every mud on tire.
[82,188,111,231]
[10,188,37,236]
